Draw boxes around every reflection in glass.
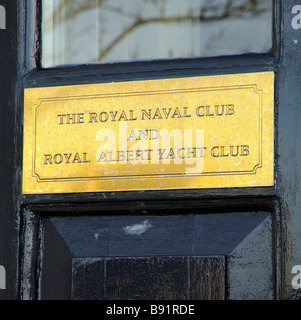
[42,0,273,68]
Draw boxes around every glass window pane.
[42,0,273,68]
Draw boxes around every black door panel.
[38,212,272,300]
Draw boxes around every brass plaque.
[23,72,274,194]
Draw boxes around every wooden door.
[2,0,301,301]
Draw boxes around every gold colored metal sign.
[23,72,274,194]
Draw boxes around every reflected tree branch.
[96,0,268,61]
[97,14,200,61]
[44,0,270,62]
